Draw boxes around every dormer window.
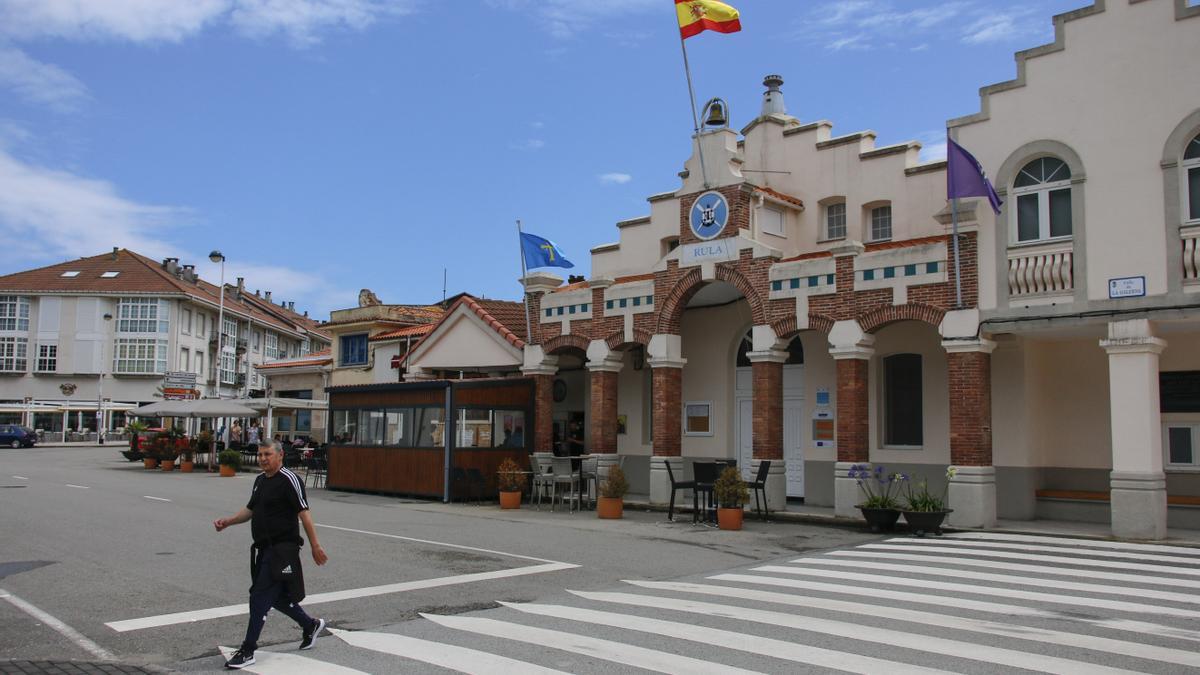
[1013,157,1072,243]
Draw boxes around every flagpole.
[678,33,710,189]
[516,220,532,344]
[948,131,963,309]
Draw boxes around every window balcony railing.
[1183,226,1200,284]
[1008,242,1074,297]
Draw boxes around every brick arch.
[605,328,652,351]
[770,314,835,341]
[654,264,768,335]
[542,333,590,355]
[858,303,946,334]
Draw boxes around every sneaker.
[299,618,326,650]
[224,648,255,669]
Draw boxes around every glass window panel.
[296,411,312,433]
[1017,194,1040,241]
[386,408,410,446]
[494,411,527,448]
[1184,135,1200,161]
[1043,157,1069,182]
[685,404,711,434]
[358,409,387,445]
[1168,427,1193,465]
[884,354,923,446]
[870,205,892,241]
[1049,188,1072,237]
[1014,161,1041,188]
[457,408,492,448]
[825,203,846,239]
[414,407,445,448]
[332,410,356,444]
[1189,167,1200,221]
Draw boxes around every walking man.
[214,439,329,669]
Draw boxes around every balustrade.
[1007,243,1074,297]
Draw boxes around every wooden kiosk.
[326,378,533,500]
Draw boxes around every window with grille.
[824,202,846,240]
[117,298,169,333]
[113,338,167,374]
[870,205,892,241]
[36,344,57,372]
[0,296,30,331]
[265,333,279,359]
[0,337,28,372]
[1012,156,1072,243]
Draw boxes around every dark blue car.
[0,425,36,448]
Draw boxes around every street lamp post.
[98,312,112,444]
[210,250,226,399]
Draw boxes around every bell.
[704,99,727,127]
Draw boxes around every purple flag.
[946,137,1002,214]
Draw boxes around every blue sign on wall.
[689,191,729,241]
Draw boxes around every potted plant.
[848,464,906,533]
[496,457,527,509]
[901,466,956,537]
[179,437,197,473]
[218,449,241,477]
[713,465,749,531]
[597,465,628,519]
[123,420,147,462]
[159,426,185,471]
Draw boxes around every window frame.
[0,296,31,332]
[1163,422,1200,471]
[883,353,924,448]
[339,333,369,367]
[683,400,714,437]
[1184,133,1200,224]
[0,336,29,373]
[35,343,57,373]
[823,202,847,241]
[1010,156,1073,244]
[181,308,192,335]
[869,204,893,242]
[112,338,168,375]
[758,204,786,238]
[116,297,169,334]
[265,332,279,360]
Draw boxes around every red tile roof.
[753,186,805,209]
[402,295,528,360]
[370,324,434,341]
[550,280,590,294]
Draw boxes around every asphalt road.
[0,445,876,671]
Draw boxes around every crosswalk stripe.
[807,554,1200,604]
[217,646,368,674]
[568,592,1141,675]
[946,532,1200,556]
[751,565,1200,618]
[501,601,955,675]
[855,543,1200,577]
[889,537,1200,564]
[421,612,763,675]
[617,581,1200,669]
[823,549,1198,589]
[708,573,1200,643]
[329,628,571,675]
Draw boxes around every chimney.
[236,277,245,293]
[110,247,119,260]
[182,264,196,283]
[255,290,260,297]
[264,291,272,302]
[761,74,787,117]
[288,301,295,311]
[303,310,308,318]
[162,257,179,275]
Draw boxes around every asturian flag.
[520,232,575,270]
[676,0,741,39]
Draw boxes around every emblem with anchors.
[688,191,728,241]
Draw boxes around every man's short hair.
[257,439,281,454]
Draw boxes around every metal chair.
[580,456,598,510]
[530,454,554,508]
[692,461,719,524]
[747,460,771,521]
[663,460,696,522]
[303,450,327,489]
[550,456,580,512]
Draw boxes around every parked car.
[0,425,37,448]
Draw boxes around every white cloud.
[0,0,416,46]
[509,138,545,151]
[789,1,1049,52]
[599,172,631,185]
[0,47,89,112]
[915,130,948,162]
[827,33,870,51]
[487,0,661,39]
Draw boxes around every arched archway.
[858,302,945,334]
[654,264,769,335]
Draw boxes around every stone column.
[944,338,997,528]
[1100,319,1168,540]
[747,347,787,512]
[829,321,874,518]
[647,334,686,505]
[522,345,559,457]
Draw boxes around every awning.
[130,399,258,418]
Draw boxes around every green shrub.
[600,466,629,499]
[713,466,749,508]
[218,449,241,468]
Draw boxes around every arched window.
[1185,133,1200,223]
[1012,156,1072,243]
[736,331,803,366]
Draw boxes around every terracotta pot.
[143,458,158,470]
[499,491,522,509]
[219,465,236,477]
[717,507,744,531]
[180,461,194,473]
[160,460,175,472]
[597,496,624,519]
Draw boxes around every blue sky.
[0,0,1089,319]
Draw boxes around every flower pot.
[857,505,901,533]
[901,509,953,537]
[180,461,194,473]
[219,465,236,477]
[499,490,522,509]
[717,507,744,531]
[160,459,175,472]
[143,458,158,470]
[597,496,624,519]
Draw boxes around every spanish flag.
[676,0,741,39]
